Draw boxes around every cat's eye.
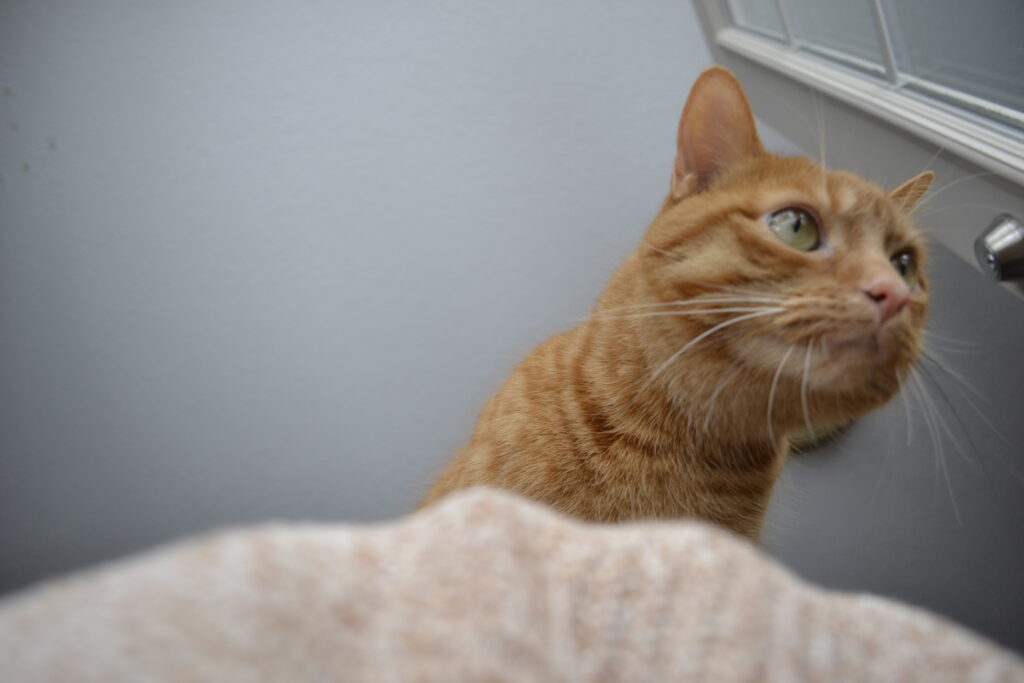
[766,208,820,252]
[891,251,919,287]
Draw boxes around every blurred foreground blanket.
[1,488,1021,682]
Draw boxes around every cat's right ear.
[671,66,764,199]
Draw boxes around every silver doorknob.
[974,214,1024,281]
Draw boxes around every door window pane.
[781,0,885,76]
[884,0,1024,115]
[727,0,786,40]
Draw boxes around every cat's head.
[636,66,932,432]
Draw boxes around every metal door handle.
[975,214,1024,281]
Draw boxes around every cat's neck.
[591,249,820,451]
[578,319,786,538]
[582,316,789,462]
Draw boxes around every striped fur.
[421,67,932,540]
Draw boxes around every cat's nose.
[861,277,910,323]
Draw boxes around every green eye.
[767,208,820,251]
[891,251,919,287]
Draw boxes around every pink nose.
[862,278,910,322]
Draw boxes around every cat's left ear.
[888,171,934,212]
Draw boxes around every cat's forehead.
[744,161,879,209]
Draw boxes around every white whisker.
[923,334,978,358]
[907,371,941,503]
[594,296,786,316]
[767,345,796,447]
[920,350,988,405]
[920,146,944,175]
[924,330,977,347]
[918,366,978,464]
[910,369,963,524]
[800,341,814,434]
[595,306,784,321]
[920,353,1024,484]
[702,362,744,434]
[923,341,976,356]
[813,88,827,184]
[911,171,995,217]
[869,411,897,513]
[694,281,787,300]
[644,309,784,390]
[896,383,914,448]
[914,203,1006,221]
[918,364,981,469]
[643,242,681,261]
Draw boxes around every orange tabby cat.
[421,66,933,540]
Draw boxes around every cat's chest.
[578,436,779,507]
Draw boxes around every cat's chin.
[819,346,896,389]
[738,329,913,393]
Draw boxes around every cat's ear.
[671,66,764,199]
[888,171,934,212]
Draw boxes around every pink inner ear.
[673,67,764,197]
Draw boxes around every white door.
[696,0,1024,654]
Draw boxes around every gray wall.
[0,0,714,589]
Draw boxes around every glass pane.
[782,0,885,75]
[884,0,1024,116]
[728,0,786,40]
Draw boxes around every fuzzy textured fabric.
[1,488,1021,682]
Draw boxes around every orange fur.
[420,67,933,540]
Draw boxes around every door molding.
[694,1,1024,188]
